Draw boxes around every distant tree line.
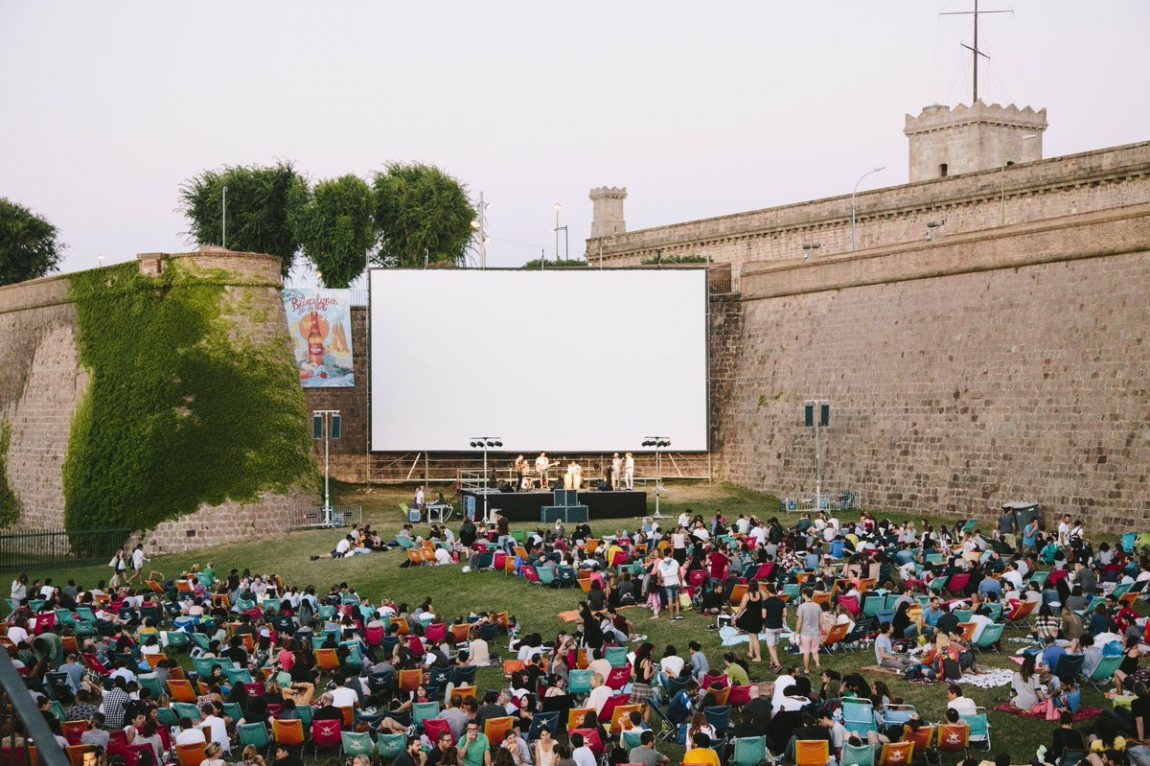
[180,161,477,287]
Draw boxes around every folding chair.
[236,723,270,752]
[936,723,969,761]
[731,736,766,766]
[878,741,914,766]
[271,719,305,747]
[175,743,206,766]
[795,740,830,766]
[377,733,407,760]
[526,711,560,742]
[842,743,876,766]
[422,719,454,744]
[310,719,343,756]
[484,716,515,748]
[959,711,991,751]
[341,731,375,759]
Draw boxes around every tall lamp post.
[472,192,490,268]
[313,410,342,526]
[469,436,503,523]
[553,203,568,261]
[850,167,885,250]
[802,401,829,512]
[641,437,671,518]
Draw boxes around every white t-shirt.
[947,696,978,718]
[573,746,597,766]
[588,685,612,715]
[335,538,352,555]
[660,656,685,678]
[175,729,206,747]
[198,715,229,753]
[330,685,359,708]
[657,558,681,587]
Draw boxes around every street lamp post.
[472,192,490,268]
[851,167,885,251]
[313,410,342,526]
[553,203,568,261]
[641,437,671,518]
[469,436,503,522]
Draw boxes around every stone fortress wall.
[0,249,318,554]
[586,102,1150,532]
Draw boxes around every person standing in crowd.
[794,588,823,673]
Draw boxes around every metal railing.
[291,505,363,529]
[0,528,131,573]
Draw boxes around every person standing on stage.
[624,452,635,490]
[611,453,622,491]
[513,456,527,492]
[536,452,551,489]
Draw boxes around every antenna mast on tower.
[941,0,1013,103]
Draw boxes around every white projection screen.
[369,269,708,452]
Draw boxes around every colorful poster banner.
[283,289,355,387]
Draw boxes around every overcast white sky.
[2,1,1147,286]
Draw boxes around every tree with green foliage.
[290,175,377,288]
[0,198,63,286]
[372,162,476,268]
[179,161,307,277]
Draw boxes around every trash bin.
[1002,501,1040,530]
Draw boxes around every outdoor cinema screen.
[368,268,708,453]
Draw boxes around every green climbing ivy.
[63,262,316,538]
[0,424,18,526]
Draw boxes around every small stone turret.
[904,101,1047,182]
[589,186,627,238]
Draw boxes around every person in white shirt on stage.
[535,453,550,489]
[611,453,622,490]
[624,452,635,490]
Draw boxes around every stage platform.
[459,488,647,523]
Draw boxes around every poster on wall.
[283,289,355,387]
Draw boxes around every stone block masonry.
[713,204,1150,533]
[0,248,319,551]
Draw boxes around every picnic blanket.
[860,665,905,678]
[993,703,1103,722]
[956,668,1015,688]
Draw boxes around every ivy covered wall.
[63,260,316,535]
[0,424,17,527]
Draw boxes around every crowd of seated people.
[1,505,1147,766]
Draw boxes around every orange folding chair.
[484,716,515,748]
[167,679,198,703]
[568,707,594,731]
[398,668,424,692]
[271,719,305,746]
[878,741,914,766]
[794,740,829,766]
[175,743,206,766]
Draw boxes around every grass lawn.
[16,482,1125,763]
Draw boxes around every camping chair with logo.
[878,741,914,766]
[310,719,343,757]
[1005,599,1037,630]
[936,722,970,761]
[821,623,851,653]
[341,731,375,759]
[569,728,605,757]
[842,698,878,738]
[606,666,632,690]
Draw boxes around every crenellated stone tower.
[904,101,1048,182]
[589,186,627,238]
